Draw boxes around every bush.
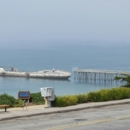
[76,94,88,104]
[30,92,44,105]
[0,93,16,107]
[52,95,78,107]
[51,87,130,107]
[87,87,130,102]
[13,99,23,107]
[87,91,102,102]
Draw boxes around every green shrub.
[0,93,16,107]
[114,87,130,99]
[47,87,130,107]
[87,91,102,102]
[76,94,88,103]
[13,99,23,107]
[87,87,130,102]
[30,92,44,105]
[52,95,78,107]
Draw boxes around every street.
[0,104,130,130]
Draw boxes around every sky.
[0,0,130,49]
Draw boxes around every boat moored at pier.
[0,68,71,79]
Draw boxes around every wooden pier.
[73,68,130,83]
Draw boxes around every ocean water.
[0,44,130,98]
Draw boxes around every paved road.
[0,104,130,130]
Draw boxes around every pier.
[73,68,130,83]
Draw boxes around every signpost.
[18,91,30,99]
[18,91,30,110]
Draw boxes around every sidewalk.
[1,99,130,121]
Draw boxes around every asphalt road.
[0,104,130,130]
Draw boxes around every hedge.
[52,87,130,107]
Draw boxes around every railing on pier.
[73,68,130,83]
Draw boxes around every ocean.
[0,44,130,98]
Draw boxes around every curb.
[1,100,130,121]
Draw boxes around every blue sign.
[18,91,30,99]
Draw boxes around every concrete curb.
[1,99,130,121]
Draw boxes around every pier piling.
[73,68,130,83]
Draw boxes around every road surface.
[0,104,130,130]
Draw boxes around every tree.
[114,73,130,87]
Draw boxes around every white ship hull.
[0,68,71,79]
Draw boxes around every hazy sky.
[0,0,130,49]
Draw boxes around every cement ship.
[0,67,71,79]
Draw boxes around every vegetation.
[87,87,130,102]
[30,92,44,105]
[52,95,78,107]
[114,73,130,87]
[52,87,130,107]
[76,94,88,104]
[13,99,23,107]
[0,93,16,107]
[0,87,130,107]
